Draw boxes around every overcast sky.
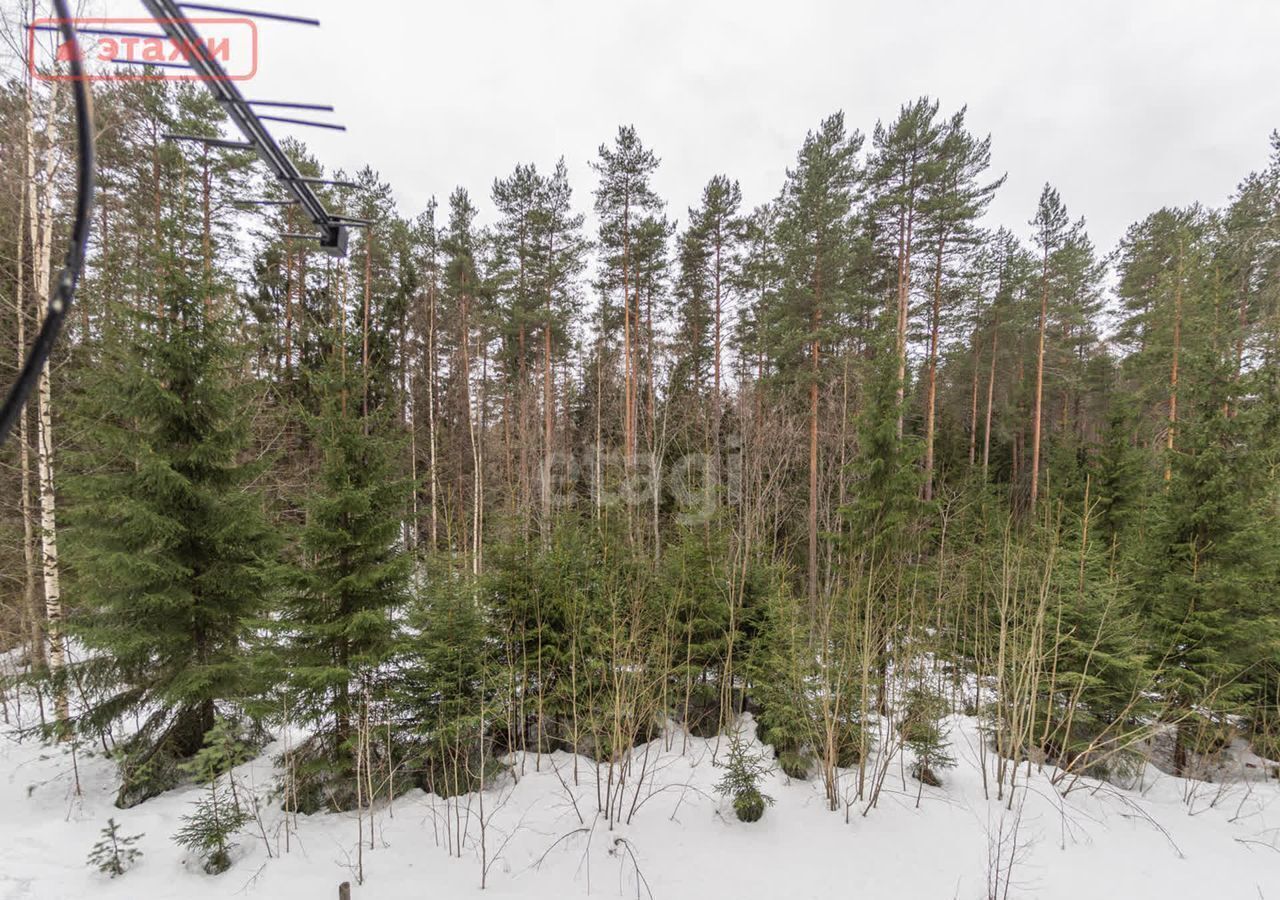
[102,0,1280,255]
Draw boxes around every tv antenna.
[1,2,358,447]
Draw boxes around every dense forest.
[4,59,1280,872]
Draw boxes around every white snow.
[1,708,1278,900]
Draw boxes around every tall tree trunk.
[460,277,481,575]
[622,199,634,467]
[339,266,348,413]
[517,228,529,525]
[968,292,986,468]
[594,301,605,516]
[16,92,42,671]
[475,330,487,575]
[1235,268,1249,387]
[362,237,371,421]
[30,84,68,727]
[808,264,822,607]
[982,311,999,481]
[284,248,294,379]
[541,260,555,537]
[968,343,980,467]
[151,128,162,316]
[895,185,917,439]
[427,272,440,549]
[713,225,723,461]
[1165,241,1184,482]
[409,370,419,552]
[1030,245,1049,510]
[25,64,67,720]
[645,284,660,558]
[200,150,212,285]
[923,241,944,501]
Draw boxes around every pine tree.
[532,160,588,533]
[867,97,943,438]
[348,167,403,417]
[917,109,1004,499]
[731,203,781,388]
[1044,225,1106,461]
[770,112,862,605]
[439,187,491,571]
[690,175,746,436]
[492,162,544,522]
[406,199,444,551]
[592,126,663,467]
[1115,206,1213,476]
[1028,185,1073,508]
[246,138,330,390]
[975,229,1038,483]
[628,212,675,486]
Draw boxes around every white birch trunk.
[28,74,68,725]
[17,71,41,670]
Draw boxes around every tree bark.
[713,221,723,459]
[427,265,440,549]
[622,197,634,467]
[968,343,980,467]
[1030,244,1049,510]
[982,310,999,481]
[541,233,555,538]
[894,165,919,440]
[16,76,42,670]
[808,262,822,607]
[362,236,371,421]
[923,240,945,500]
[1165,240,1184,482]
[29,75,68,726]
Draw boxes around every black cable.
[0,0,95,447]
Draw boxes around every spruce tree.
[1141,350,1280,773]
[842,313,927,712]
[65,281,277,806]
[87,819,144,878]
[713,730,775,822]
[281,352,411,789]
[394,569,497,796]
[671,218,714,410]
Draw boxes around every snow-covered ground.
[1,708,1278,900]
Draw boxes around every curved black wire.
[0,0,95,447]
